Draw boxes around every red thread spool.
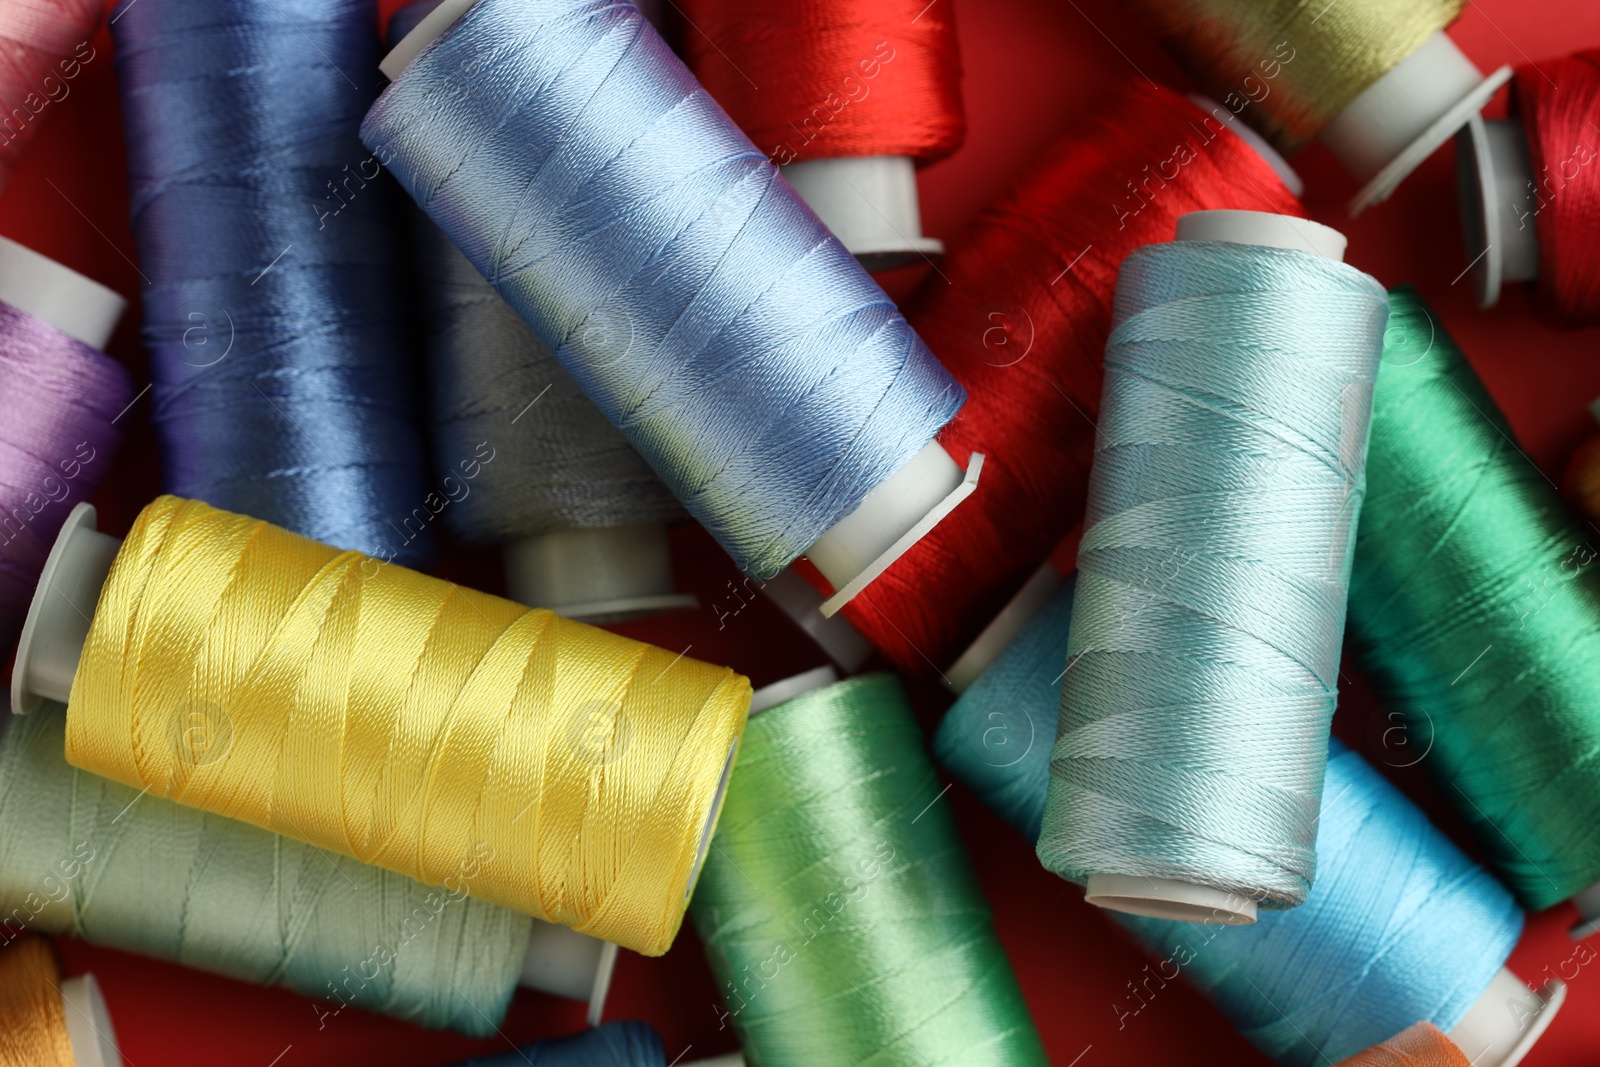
[0,0,103,190]
[811,79,1304,675]
[674,0,963,167]
[1516,51,1600,327]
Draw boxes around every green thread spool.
[690,674,1047,1066]
[0,708,531,1035]
[1348,286,1600,916]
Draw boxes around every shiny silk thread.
[0,937,75,1067]
[935,609,1520,1066]
[361,0,966,578]
[1037,239,1390,909]
[0,709,530,1037]
[0,300,132,650]
[674,0,965,166]
[388,2,682,544]
[1121,0,1465,155]
[64,495,751,956]
[1335,1024,1472,1067]
[1347,287,1600,911]
[0,0,102,190]
[691,675,1049,1067]
[1513,50,1600,327]
[826,80,1303,675]
[112,0,435,566]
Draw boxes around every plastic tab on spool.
[1320,32,1512,215]
[0,236,125,349]
[1084,874,1258,925]
[1188,95,1304,198]
[505,524,696,624]
[781,155,943,271]
[944,561,1063,693]
[757,569,873,673]
[12,503,118,715]
[812,443,982,617]
[1447,969,1564,1067]
[1456,114,1539,309]
[59,974,121,1067]
[519,921,620,1026]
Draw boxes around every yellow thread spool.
[63,496,751,956]
[0,938,75,1067]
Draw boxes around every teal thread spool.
[1037,211,1389,921]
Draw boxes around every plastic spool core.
[781,155,943,271]
[748,665,839,717]
[756,570,873,673]
[519,922,620,1027]
[505,524,695,623]
[58,974,121,1067]
[1319,32,1512,215]
[1081,208,1347,925]
[810,442,983,617]
[12,503,117,715]
[944,561,1063,693]
[1447,970,1564,1067]
[0,237,125,349]
[1188,95,1304,198]
[1456,114,1539,309]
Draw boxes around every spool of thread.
[0,0,103,190]
[12,495,751,957]
[111,0,435,567]
[674,0,964,268]
[0,707,622,1035]
[0,237,129,650]
[1346,286,1600,926]
[0,937,120,1067]
[691,671,1048,1067]
[1456,51,1600,322]
[934,588,1559,1067]
[441,1021,663,1066]
[367,0,975,608]
[1036,210,1387,921]
[1336,1024,1471,1067]
[387,2,691,623]
[1122,0,1510,213]
[821,80,1304,676]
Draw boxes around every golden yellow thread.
[65,495,751,956]
[1124,0,1466,154]
[0,938,76,1067]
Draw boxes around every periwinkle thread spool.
[0,301,132,650]
[936,608,1526,1065]
[0,0,103,191]
[1121,0,1507,212]
[0,709,530,1037]
[823,80,1303,676]
[442,1020,663,1067]
[52,495,751,956]
[363,0,966,580]
[691,674,1048,1067]
[112,0,435,567]
[1037,222,1390,914]
[1347,287,1600,914]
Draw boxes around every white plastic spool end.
[812,443,982,617]
[1456,114,1538,309]
[59,974,121,1067]
[781,156,943,271]
[1176,210,1347,263]
[757,569,873,673]
[1566,880,1600,940]
[505,524,695,624]
[518,921,620,1026]
[1447,969,1564,1067]
[944,561,1063,693]
[1084,874,1258,925]
[749,665,839,716]
[1187,95,1304,198]
[0,237,125,349]
[12,503,117,716]
[1083,209,1347,923]
[381,0,476,79]
[1319,32,1512,215]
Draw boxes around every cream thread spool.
[379,0,983,620]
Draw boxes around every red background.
[7,0,1600,1064]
